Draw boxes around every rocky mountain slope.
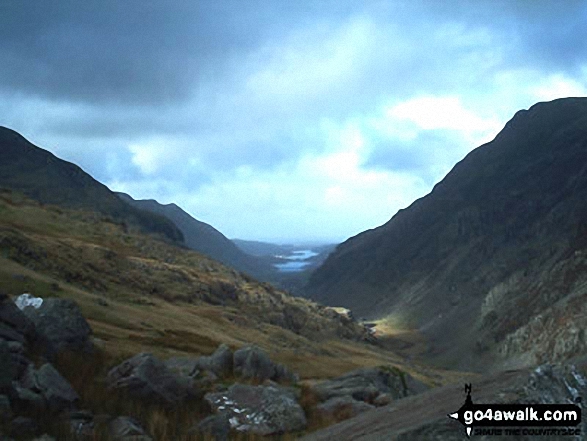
[117,192,277,280]
[306,97,587,371]
[0,189,463,439]
[0,127,183,243]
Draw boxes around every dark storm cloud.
[0,0,271,105]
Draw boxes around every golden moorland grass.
[0,190,476,439]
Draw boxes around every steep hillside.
[0,189,427,380]
[0,127,183,243]
[306,97,587,371]
[117,192,277,279]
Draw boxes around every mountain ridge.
[0,126,184,243]
[117,192,277,279]
[306,97,587,371]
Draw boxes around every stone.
[23,298,93,357]
[109,416,152,441]
[107,353,193,407]
[197,344,234,378]
[164,357,199,378]
[317,396,375,418]
[10,385,47,413]
[35,363,79,413]
[373,392,392,406]
[0,293,36,345]
[189,414,231,441]
[0,341,17,390]
[233,346,275,382]
[312,367,428,403]
[205,383,307,435]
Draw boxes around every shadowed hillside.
[0,127,183,243]
[306,97,587,371]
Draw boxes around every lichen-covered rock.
[205,383,307,435]
[107,353,194,407]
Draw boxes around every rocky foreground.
[0,293,425,440]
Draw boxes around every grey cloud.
[365,130,470,185]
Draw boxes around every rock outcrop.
[106,353,195,407]
[205,383,307,435]
[22,297,93,357]
[312,366,428,404]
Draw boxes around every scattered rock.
[10,385,47,413]
[67,410,95,440]
[0,293,36,345]
[0,340,18,390]
[22,298,93,357]
[313,367,428,404]
[109,416,152,441]
[233,345,275,381]
[373,392,392,406]
[164,356,199,378]
[107,353,194,407]
[205,383,307,435]
[35,363,79,413]
[189,414,231,441]
[317,396,375,418]
[197,344,233,378]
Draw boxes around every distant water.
[274,249,319,272]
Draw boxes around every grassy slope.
[0,189,469,382]
[0,189,476,439]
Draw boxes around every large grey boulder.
[109,416,152,441]
[313,366,429,404]
[15,363,80,413]
[190,414,231,441]
[23,298,92,357]
[205,383,307,435]
[0,293,36,345]
[107,353,194,407]
[197,344,233,378]
[233,346,275,381]
[0,340,18,390]
[233,345,296,383]
[36,363,79,412]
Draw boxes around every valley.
[3,97,587,439]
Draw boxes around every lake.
[274,249,319,272]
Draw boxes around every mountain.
[306,97,587,371]
[117,192,277,278]
[232,239,295,257]
[0,127,183,243]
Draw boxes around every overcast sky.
[2,1,586,243]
